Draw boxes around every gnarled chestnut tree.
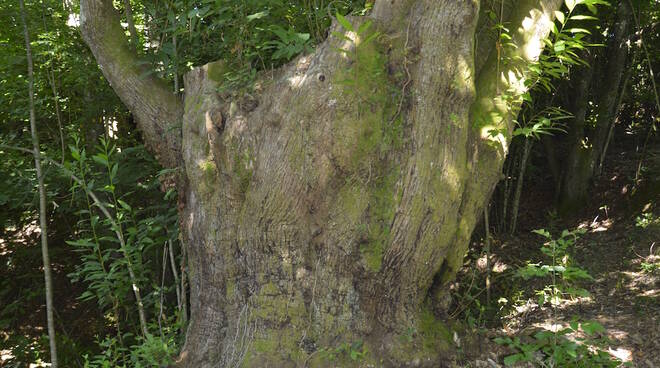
[80,0,561,366]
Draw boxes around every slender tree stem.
[180,240,188,329]
[599,72,630,175]
[629,0,659,181]
[76,146,124,344]
[510,137,532,235]
[19,1,58,365]
[0,144,149,336]
[484,206,491,305]
[167,239,182,315]
[159,241,168,338]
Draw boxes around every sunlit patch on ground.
[578,216,614,233]
[608,347,633,362]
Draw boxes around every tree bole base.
[175,304,456,368]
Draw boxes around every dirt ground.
[452,148,659,367]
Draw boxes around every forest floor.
[454,147,660,367]
[1,147,658,367]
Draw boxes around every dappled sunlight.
[287,74,307,88]
[585,217,614,232]
[532,321,564,333]
[475,254,488,271]
[519,9,552,62]
[476,254,509,273]
[285,56,313,89]
[504,69,526,96]
[527,320,634,364]
[440,165,463,195]
[105,117,119,140]
[66,13,79,27]
[608,347,633,363]
[492,260,509,273]
[338,31,359,57]
[0,334,53,367]
[455,55,474,93]
[480,124,509,153]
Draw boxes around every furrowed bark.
[80,0,564,366]
[79,0,182,168]
[174,1,563,366]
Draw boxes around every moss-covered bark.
[80,0,563,366]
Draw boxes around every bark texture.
[80,0,562,366]
[80,0,182,168]
[560,1,632,210]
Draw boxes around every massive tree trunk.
[80,0,561,366]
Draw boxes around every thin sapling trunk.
[19,0,59,365]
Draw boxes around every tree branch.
[80,0,183,168]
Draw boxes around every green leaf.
[503,354,523,366]
[570,15,598,20]
[361,31,380,46]
[532,229,551,238]
[566,28,591,34]
[565,0,576,11]
[551,23,559,35]
[92,153,108,166]
[110,163,118,181]
[69,145,80,160]
[246,11,268,21]
[336,12,353,32]
[331,31,353,43]
[582,321,605,336]
[554,11,565,25]
[117,199,132,212]
[357,20,372,36]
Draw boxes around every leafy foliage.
[65,136,182,364]
[517,228,592,305]
[495,320,620,367]
[496,229,624,367]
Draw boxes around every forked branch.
[80,0,183,168]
